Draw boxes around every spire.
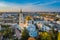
[20,9,22,13]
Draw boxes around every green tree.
[21,27,29,40]
[1,25,15,40]
[39,32,51,40]
[58,32,60,40]
[52,28,58,40]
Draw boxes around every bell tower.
[19,9,24,29]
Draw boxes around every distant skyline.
[0,0,60,12]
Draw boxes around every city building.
[56,14,60,18]
[56,18,60,24]
[0,12,19,25]
[44,16,55,21]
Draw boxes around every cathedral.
[19,9,34,30]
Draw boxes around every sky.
[0,0,60,12]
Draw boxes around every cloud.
[0,1,60,12]
[0,1,35,12]
[33,1,60,6]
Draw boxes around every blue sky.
[0,0,60,12]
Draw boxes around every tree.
[1,25,15,40]
[21,27,29,40]
[39,32,51,40]
[28,37,36,40]
[58,32,60,40]
[34,24,39,30]
[52,29,58,40]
